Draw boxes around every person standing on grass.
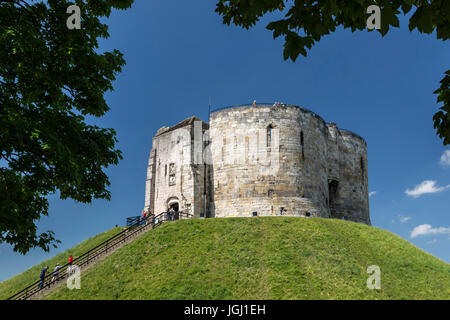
[51,263,61,284]
[38,266,48,289]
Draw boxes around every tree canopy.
[216,0,450,145]
[0,0,134,253]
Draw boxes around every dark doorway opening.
[328,180,339,218]
[169,202,179,211]
[169,202,179,220]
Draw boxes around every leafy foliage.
[0,0,133,253]
[216,0,450,145]
[433,71,450,145]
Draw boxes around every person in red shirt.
[142,210,147,225]
[68,255,78,265]
[67,255,78,276]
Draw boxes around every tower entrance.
[166,197,180,219]
[169,202,179,212]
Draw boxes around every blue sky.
[1,1,449,282]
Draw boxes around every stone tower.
[144,104,370,225]
[144,116,211,218]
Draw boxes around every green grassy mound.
[0,227,122,300]
[42,217,449,300]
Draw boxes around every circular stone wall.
[334,130,370,224]
[209,105,330,218]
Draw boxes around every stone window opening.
[245,136,249,164]
[267,124,273,149]
[300,131,305,160]
[168,163,176,186]
[165,164,167,177]
[221,137,226,162]
[360,156,365,181]
[328,180,339,218]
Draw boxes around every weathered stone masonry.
[144,117,212,218]
[144,104,370,225]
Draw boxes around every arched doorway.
[167,197,179,219]
[169,202,179,212]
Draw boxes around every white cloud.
[410,224,450,238]
[440,150,450,167]
[398,215,411,223]
[405,180,450,198]
[427,239,437,245]
[369,191,377,197]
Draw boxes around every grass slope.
[0,227,122,300]
[43,217,450,300]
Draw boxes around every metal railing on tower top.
[209,102,325,121]
[210,102,280,113]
